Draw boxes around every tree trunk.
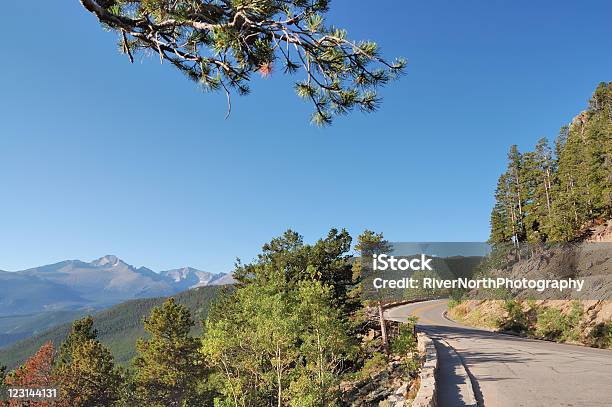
[514,167,524,219]
[544,169,552,216]
[378,301,389,355]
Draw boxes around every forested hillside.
[449,83,612,349]
[0,230,423,406]
[490,82,612,244]
[0,286,222,368]
[0,310,87,348]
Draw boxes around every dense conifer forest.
[490,82,612,245]
[0,286,222,369]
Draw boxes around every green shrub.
[586,322,612,348]
[534,302,583,342]
[535,307,566,340]
[497,300,529,333]
[357,352,387,380]
[448,290,465,309]
[564,301,584,342]
[390,319,420,377]
[390,319,417,355]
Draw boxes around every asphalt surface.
[385,299,612,407]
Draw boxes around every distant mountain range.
[0,255,234,317]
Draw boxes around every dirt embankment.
[450,299,612,344]
[587,219,612,243]
[450,222,612,348]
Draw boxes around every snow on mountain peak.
[1,257,232,317]
[91,255,123,267]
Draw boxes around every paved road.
[385,299,612,407]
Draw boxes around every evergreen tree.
[489,173,512,243]
[506,145,527,243]
[57,340,123,407]
[55,317,123,407]
[233,228,356,314]
[131,298,207,407]
[59,316,97,365]
[522,138,555,242]
[489,147,527,247]
[491,82,612,243]
[549,126,577,241]
[535,138,555,220]
[78,0,406,125]
[353,230,392,354]
[584,82,612,218]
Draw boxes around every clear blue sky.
[1,1,611,272]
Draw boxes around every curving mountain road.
[385,299,612,407]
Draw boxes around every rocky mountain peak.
[91,255,123,267]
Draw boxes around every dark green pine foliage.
[522,138,555,242]
[59,316,98,365]
[78,0,406,125]
[233,228,357,314]
[490,146,527,246]
[131,298,209,407]
[56,317,124,407]
[490,173,514,243]
[490,82,612,244]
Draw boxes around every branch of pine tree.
[78,0,406,125]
